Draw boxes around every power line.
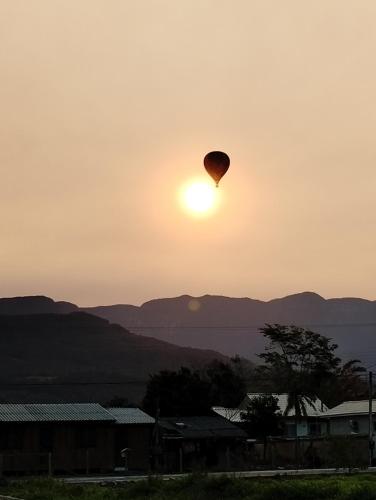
[2,370,376,388]
[0,381,146,388]
[124,323,376,329]
[4,367,376,388]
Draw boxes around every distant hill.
[3,292,376,365]
[0,296,77,315]
[84,292,376,364]
[0,312,226,404]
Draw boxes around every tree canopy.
[257,324,341,416]
[320,359,367,408]
[142,360,246,417]
[241,394,283,440]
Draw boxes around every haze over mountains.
[86,292,376,365]
[2,292,376,366]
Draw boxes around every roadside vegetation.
[4,474,376,500]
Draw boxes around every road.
[62,466,376,484]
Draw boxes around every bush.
[4,474,376,500]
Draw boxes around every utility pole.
[369,371,374,467]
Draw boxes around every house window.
[285,423,297,437]
[308,423,321,436]
[75,427,97,449]
[349,419,359,433]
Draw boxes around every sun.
[180,181,218,216]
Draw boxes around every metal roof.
[107,407,155,425]
[0,404,115,423]
[323,400,376,418]
[211,406,244,423]
[159,416,247,439]
[240,393,327,417]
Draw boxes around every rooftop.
[323,400,376,417]
[159,415,247,439]
[107,407,155,425]
[211,406,243,423]
[0,403,115,423]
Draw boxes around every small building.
[0,403,156,475]
[156,415,247,473]
[106,407,154,471]
[239,393,327,437]
[0,403,116,475]
[323,399,376,436]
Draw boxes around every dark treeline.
[138,324,367,417]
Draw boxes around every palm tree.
[284,391,320,465]
[258,324,341,465]
[319,359,367,408]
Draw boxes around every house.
[0,403,155,475]
[323,399,376,436]
[0,403,116,474]
[156,415,248,472]
[238,393,327,437]
[106,407,154,471]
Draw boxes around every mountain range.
[1,292,376,366]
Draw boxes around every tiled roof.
[240,393,327,417]
[323,400,376,417]
[107,407,155,425]
[0,403,114,423]
[159,416,247,439]
[211,406,244,423]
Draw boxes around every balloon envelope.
[204,151,230,186]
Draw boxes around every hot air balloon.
[204,151,230,187]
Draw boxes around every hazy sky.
[1,0,376,306]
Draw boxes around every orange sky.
[1,0,376,305]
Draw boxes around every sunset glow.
[4,0,376,305]
[181,181,217,216]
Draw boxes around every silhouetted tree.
[142,360,247,417]
[258,324,341,417]
[142,367,211,417]
[204,359,247,408]
[320,359,367,407]
[241,394,283,460]
[257,324,342,464]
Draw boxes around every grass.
[3,474,376,500]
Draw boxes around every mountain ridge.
[2,292,376,364]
